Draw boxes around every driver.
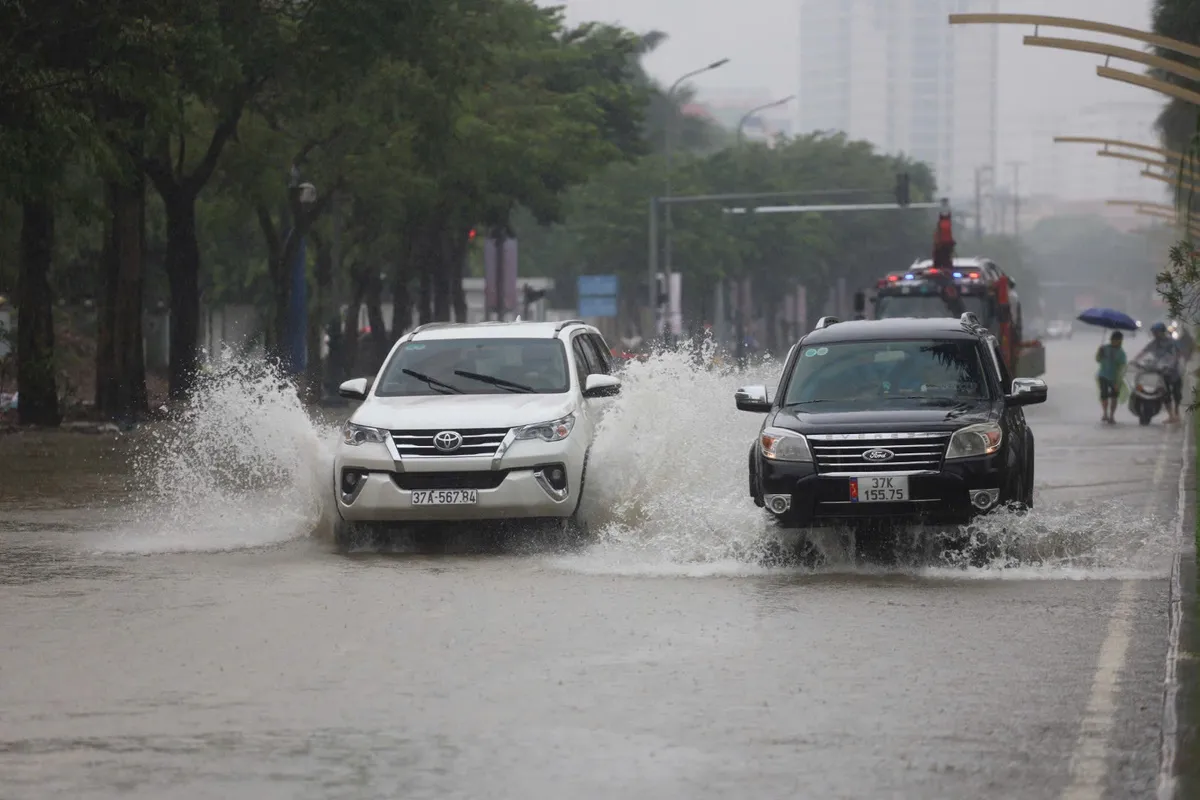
[1135,322,1184,423]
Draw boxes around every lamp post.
[656,57,729,336]
[736,95,794,146]
[286,174,317,375]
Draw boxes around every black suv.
[736,314,1047,528]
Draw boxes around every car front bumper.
[757,454,1007,527]
[333,434,587,523]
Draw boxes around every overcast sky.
[552,0,1162,200]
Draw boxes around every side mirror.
[735,384,772,413]
[338,377,370,401]
[584,373,621,398]
[1006,377,1047,407]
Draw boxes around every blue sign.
[578,274,619,298]
[578,295,618,318]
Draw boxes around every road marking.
[1061,430,1172,800]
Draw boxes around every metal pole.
[736,95,795,147]
[648,196,658,336]
[663,59,729,293]
[975,167,983,240]
[1010,162,1023,238]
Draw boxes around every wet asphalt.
[0,338,1188,800]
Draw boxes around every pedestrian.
[1096,330,1126,424]
[1135,321,1184,423]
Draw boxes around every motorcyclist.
[1135,321,1184,423]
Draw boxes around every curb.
[1159,416,1196,799]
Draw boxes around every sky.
[550,0,1165,205]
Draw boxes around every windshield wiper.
[401,369,464,394]
[454,369,536,393]
[784,400,840,407]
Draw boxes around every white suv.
[332,319,621,548]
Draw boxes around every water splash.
[555,338,1175,579]
[98,357,339,554]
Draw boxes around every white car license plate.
[849,475,909,503]
[410,489,478,505]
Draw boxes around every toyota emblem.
[862,448,895,462]
[433,431,463,452]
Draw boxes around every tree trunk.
[162,191,202,400]
[304,236,333,403]
[364,270,388,370]
[343,270,363,376]
[418,265,432,325]
[96,176,148,419]
[390,274,412,337]
[16,199,60,426]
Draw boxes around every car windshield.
[783,339,991,408]
[375,338,569,396]
[876,294,987,321]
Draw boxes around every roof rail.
[554,318,587,332]
[960,312,982,328]
[814,316,840,330]
[407,322,457,337]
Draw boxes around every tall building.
[797,0,999,201]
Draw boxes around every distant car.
[1045,320,1073,340]
[735,313,1047,533]
[332,319,622,549]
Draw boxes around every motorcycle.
[1127,352,1175,426]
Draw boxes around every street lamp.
[286,177,317,375]
[656,57,729,332]
[736,95,794,146]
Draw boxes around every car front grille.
[808,432,950,474]
[389,427,509,457]
[392,471,510,491]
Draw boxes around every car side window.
[991,342,1013,392]
[584,334,613,375]
[572,335,598,380]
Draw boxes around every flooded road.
[0,338,1187,799]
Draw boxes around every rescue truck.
[854,258,1046,378]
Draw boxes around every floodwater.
[0,338,1187,799]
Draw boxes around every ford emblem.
[433,431,463,452]
[862,448,895,462]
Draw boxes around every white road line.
[1061,430,1172,800]
[1158,415,1193,800]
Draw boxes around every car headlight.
[945,422,1003,460]
[342,421,389,446]
[759,427,812,462]
[514,413,575,442]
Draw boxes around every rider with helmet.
[1136,321,1185,423]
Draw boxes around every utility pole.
[1008,162,1024,239]
[974,164,994,240]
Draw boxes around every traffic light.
[895,172,910,207]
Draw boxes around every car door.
[570,333,603,441]
[581,332,619,421]
[989,336,1027,472]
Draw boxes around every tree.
[1151,0,1200,156]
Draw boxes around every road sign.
[578,295,618,318]
[578,274,618,297]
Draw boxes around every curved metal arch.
[948,13,1200,60]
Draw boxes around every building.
[797,0,999,201]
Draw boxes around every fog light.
[534,465,569,502]
[764,494,791,515]
[341,469,368,499]
[970,489,1000,510]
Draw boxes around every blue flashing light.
[953,271,962,278]
[904,274,914,280]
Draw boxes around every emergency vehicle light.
[953,271,962,278]
[905,274,914,280]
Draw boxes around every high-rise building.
[797,0,999,201]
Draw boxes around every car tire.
[333,516,377,552]
[561,451,591,544]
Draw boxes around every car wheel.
[1022,432,1035,509]
[333,517,377,552]
[561,451,591,545]
[749,446,764,507]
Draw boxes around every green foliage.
[1151,0,1200,155]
